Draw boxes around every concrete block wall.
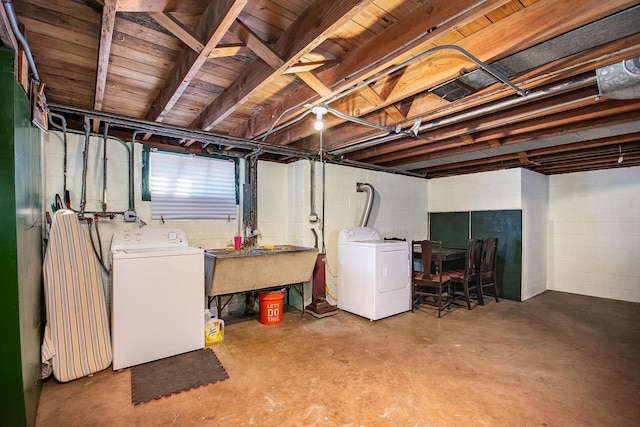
[547,167,640,302]
[429,168,549,301]
[258,160,430,307]
[44,131,241,253]
[315,162,429,303]
[44,130,640,305]
[521,169,549,300]
[428,169,523,213]
[257,160,289,245]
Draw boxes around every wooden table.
[412,244,466,261]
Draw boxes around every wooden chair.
[412,240,452,318]
[478,237,500,304]
[448,238,482,310]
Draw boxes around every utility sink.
[204,245,318,297]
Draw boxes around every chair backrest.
[462,238,483,279]
[480,237,498,278]
[413,240,444,283]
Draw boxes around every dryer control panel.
[111,228,189,252]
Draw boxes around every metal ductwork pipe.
[597,56,640,99]
[356,182,374,227]
[3,0,40,83]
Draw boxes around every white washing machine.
[337,227,411,321]
[110,228,204,370]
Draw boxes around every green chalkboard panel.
[429,212,469,248]
[471,210,522,301]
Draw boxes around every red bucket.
[258,291,284,325]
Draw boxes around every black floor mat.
[131,348,228,405]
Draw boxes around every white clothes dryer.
[337,227,411,320]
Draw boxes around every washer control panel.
[111,228,189,251]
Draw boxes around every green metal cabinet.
[0,47,43,427]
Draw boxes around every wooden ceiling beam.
[403,35,640,121]
[295,71,332,97]
[345,86,603,162]
[375,139,640,178]
[214,22,339,100]
[208,43,252,58]
[190,0,375,131]
[531,133,640,157]
[229,20,283,69]
[283,60,337,74]
[471,99,640,144]
[0,2,18,52]
[148,12,204,53]
[144,0,246,123]
[116,1,205,13]
[418,153,520,173]
[366,106,640,167]
[358,86,406,123]
[294,36,640,154]
[461,134,476,145]
[517,151,541,166]
[370,101,639,166]
[249,0,510,139]
[262,0,637,146]
[93,0,116,115]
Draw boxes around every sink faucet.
[244,229,261,248]
[247,229,261,238]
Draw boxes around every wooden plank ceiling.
[5,0,640,177]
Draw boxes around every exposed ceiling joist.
[190,0,375,131]
[144,0,247,123]
[5,0,640,177]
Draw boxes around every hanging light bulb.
[311,105,328,131]
[618,145,624,164]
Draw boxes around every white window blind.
[149,150,237,220]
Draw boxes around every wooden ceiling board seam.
[20,0,101,24]
[24,32,97,66]
[484,0,525,23]
[105,64,167,87]
[14,1,100,37]
[268,0,314,17]
[240,0,297,33]
[17,16,99,49]
[113,15,183,48]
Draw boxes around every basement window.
[142,147,239,220]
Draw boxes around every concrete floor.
[36,291,640,426]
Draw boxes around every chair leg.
[464,282,471,310]
[477,281,485,306]
[493,283,500,302]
